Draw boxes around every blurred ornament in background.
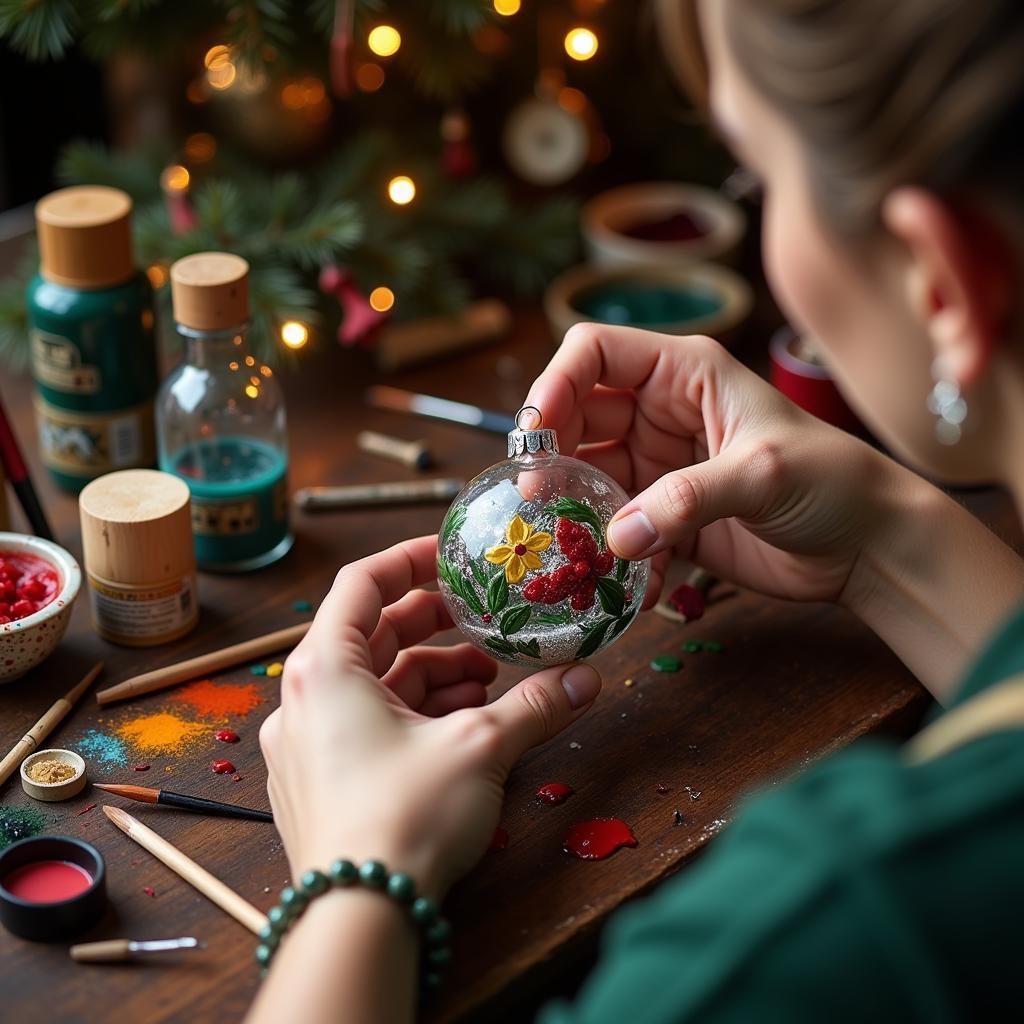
[319,266,392,347]
[160,164,198,235]
[503,93,589,186]
[330,0,355,98]
[441,109,478,180]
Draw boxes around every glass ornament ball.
[436,408,650,667]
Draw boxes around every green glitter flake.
[0,805,48,849]
[293,600,313,613]
[251,665,268,676]
[682,640,704,653]
[650,655,683,673]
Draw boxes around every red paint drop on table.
[489,827,509,851]
[215,729,240,744]
[536,782,574,805]
[132,764,150,772]
[143,886,156,898]
[655,783,670,794]
[232,774,242,782]
[75,803,97,817]
[211,759,235,774]
[2,860,92,902]
[563,818,638,861]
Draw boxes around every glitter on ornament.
[437,407,650,667]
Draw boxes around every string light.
[245,384,260,399]
[204,45,231,68]
[494,0,520,14]
[387,175,416,205]
[565,27,598,61]
[146,264,168,289]
[280,321,309,349]
[355,62,385,92]
[369,286,395,312]
[368,25,402,57]
[184,133,217,163]
[161,165,190,192]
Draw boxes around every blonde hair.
[657,0,1024,231]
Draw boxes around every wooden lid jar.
[170,252,250,331]
[79,470,199,646]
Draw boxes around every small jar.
[157,252,292,572]
[27,186,158,492]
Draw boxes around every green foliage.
[545,498,603,541]
[0,0,78,61]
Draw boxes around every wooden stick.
[0,661,103,788]
[95,622,310,706]
[102,805,267,934]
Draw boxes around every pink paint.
[211,759,235,774]
[143,886,156,898]
[75,803,97,817]
[215,729,240,744]
[536,782,574,805]
[3,860,92,902]
[563,818,638,860]
[231,774,242,782]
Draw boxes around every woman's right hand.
[526,323,904,609]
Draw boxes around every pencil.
[0,391,54,541]
[95,622,310,705]
[94,783,274,823]
[0,662,103,788]
[102,805,267,934]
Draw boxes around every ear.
[882,187,1013,389]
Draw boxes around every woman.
[248,1,1024,1020]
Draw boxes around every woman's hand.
[259,535,601,899]
[526,323,900,608]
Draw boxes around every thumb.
[485,662,602,769]
[607,444,774,559]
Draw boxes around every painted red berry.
[482,613,492,624]
[514,544,527,556]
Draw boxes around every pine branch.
[57,140,170,202]
[0,0,78,60]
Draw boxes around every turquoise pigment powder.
[77,728,128,767]
[574,282,724,327]
[0,805,47,849]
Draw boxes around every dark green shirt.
[540,607,1024,1023]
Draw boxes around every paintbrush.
[294,478,464,511]
[0,391,54,541]
[70,937,204,963]
[0,662,103,788]
[95,622,309,705]
[94,783,273,823]
[366,385,516,434]
[102,805,267,934]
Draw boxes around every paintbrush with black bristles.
[93,783,273,823]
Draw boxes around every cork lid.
[171,252,250,330]
[79,470,195,584]
[35,186,135,289]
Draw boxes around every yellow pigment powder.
[116,712,208,755]
[26,759,78,784]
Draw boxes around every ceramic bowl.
[582,183,746,268]
[0,533,81,685]
[544,262,753,344]
[20,749,87,802]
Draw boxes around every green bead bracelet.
[254,859,452,997]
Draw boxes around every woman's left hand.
[259,535,602,899]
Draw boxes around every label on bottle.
[33,395,154,477]
[31,329,102,394]
[87,571,198,646]
[191,496,261,536]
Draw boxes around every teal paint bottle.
[157,252,293,572]
[27,186,158,491]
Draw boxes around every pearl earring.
[926,367,967,446]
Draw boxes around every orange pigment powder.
[169,680,266,718]
[116,713,209,756]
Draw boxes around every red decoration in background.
[318,265,391,347]
[329,0,355,98]
[441,109,477,180]
[523,519,614,611]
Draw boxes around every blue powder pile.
[77,728,128,767]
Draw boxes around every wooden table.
[0,309,959,1022]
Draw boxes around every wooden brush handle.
[70,939,133,963]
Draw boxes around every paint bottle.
[79,469,199,646]
[28,186,158,492]
[158,252,292,572]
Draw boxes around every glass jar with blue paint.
[157,252,293,572]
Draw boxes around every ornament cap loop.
[508,406,559,458]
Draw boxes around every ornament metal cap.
[508,406,560,458]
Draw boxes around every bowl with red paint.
[0,835,106,940]
[0,532,81,684]
[582,183,746,269]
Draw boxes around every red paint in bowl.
[0,551,60,625]
[2,860,92,903]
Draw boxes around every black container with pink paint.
[0,835,106,940]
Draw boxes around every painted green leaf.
[459,578,485,617]
[615,558,628,582]
[441,561,484,617]
[596,576,626,617]
[487,571,509,616]
[536,608,573,626]
[516,638,542,659]
[485,637,518,657]
[440,504,467,547]
[500,604,532,637]
[574,617,615,659]
[608,607,638,641]
[470,560,490,589]
[543,497,602,540]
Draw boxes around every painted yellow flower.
[485,514,552,584]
